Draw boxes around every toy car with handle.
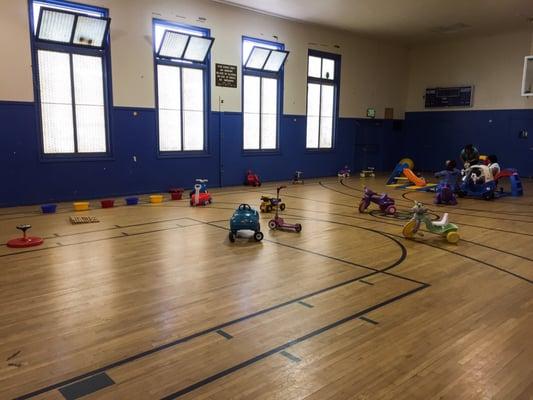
[190,182,212,206]
[268,186,302,232]
[189,178,209,198]
[229,204,263,242]
[402,201,460,243]
[244,170,261,187]
[260,195,286,213]
[292,171,304,184]
[358,186,397,215]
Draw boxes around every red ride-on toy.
[268,186,302,233]
[244,170,261,187]
[190,183,212,206]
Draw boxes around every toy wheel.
[266,205,272,212]
[295,224,302,233]
[386,205,397,215]
[254,231,264,241]
[229,232,235,242]
[402,220,417,239]
[190,200,194,206]
[446,231,460,244]
[258,182,261,187]
[268,220,277,230]
[279,203,286,211]
[358,201,366,213]
[457,191,465,198]
[483,192,494,201]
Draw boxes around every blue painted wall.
[402,110,533,176]
[3,101,404,206]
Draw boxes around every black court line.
[282,189,533,238]
[298,301,314,308]
[216,330,233,340]
[359,279,374,286]
[167,202,533,284]
[13,264,416,399]
[323,181,533,223]
[341,180,533,216]
[58,373,114,400]
[160,284,428,400]
[280,351,301,363]
[359,316,379,325]
[0,221,204,259]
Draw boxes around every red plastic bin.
[169,188,184,200]
[101,199,115,208]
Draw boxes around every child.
[487,155,500,178]
[435,160,461,192]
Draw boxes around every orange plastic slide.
[402,168,426,186]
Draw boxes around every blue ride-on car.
[229,204,264,242]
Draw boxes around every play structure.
[7,224,44,248]
[402,202,460,243]
[358,186,397,215]
[494,168,523,197]
[260,195,285,213]
[229,204,263,242]
[386,158,436,190]
[268,186,302,232]
[244,170,261,187]
[292,171,304,184]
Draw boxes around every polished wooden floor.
[0,176,532,400]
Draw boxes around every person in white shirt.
[487,154,501,178]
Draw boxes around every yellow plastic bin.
[150,195,164,204]
[73,202,90,211]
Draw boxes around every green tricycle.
[402,202,460,243]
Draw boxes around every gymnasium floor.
[0,176,532,400]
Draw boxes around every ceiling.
[212,0,533,44]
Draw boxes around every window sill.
[40,153,114,163]
[241,149,281,157]
[305,148,335,154]
[157,151,211,159]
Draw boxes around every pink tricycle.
[268,186,302,233]
[358,186,397,215]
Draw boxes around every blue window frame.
[306,50,341,150]
[153,19,214,155]
[242,36,288,151]
[28,0,113,158]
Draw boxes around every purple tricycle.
[434,183,457,205]
[358,187,397,215]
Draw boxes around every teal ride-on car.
[229,204,264,242]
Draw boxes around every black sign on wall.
[215,63,238,88]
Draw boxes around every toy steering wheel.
[238,204,251,211]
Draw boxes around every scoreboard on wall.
[424,86,473,108]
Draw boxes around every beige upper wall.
[0,0,409,118]
[406,28,533,111]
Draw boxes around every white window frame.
[30,0,111,157]
[242,37,288,151]
[153,20,214,154]
[305,51,340,150]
